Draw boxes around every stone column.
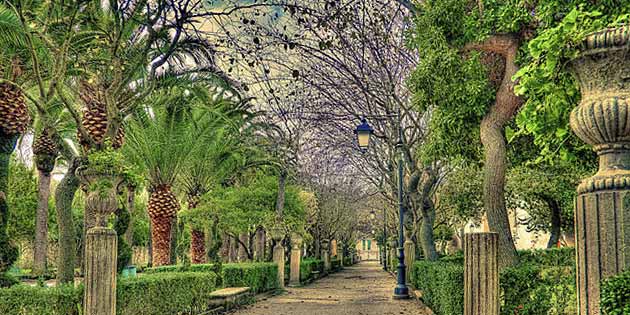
[331,239,338,257]
[80,172,121,315]
[322,239,331,272]
[289,233,303,287]
[403,232,415,284]
[569,25,630,315]
[270,227,284,289]
[254,227,266,261]
[84,228,117,315]
[464,233,499,315]
[238,233,248,262]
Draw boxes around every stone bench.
[311,270,321,279]
[208,287,252,311]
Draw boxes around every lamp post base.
[393,285,410,300]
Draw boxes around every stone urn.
[77,167,123,227]
[569,24,630,315]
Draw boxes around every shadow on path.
[230,261,432,315]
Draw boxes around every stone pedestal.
[289,234,303,287]
[273,242,284,289]
[238,233,248,262]
[322,239,331,272]
[569,25,630,315]
[254,228,266,261]
[84,227,117,315]
[464,233,499,315]
[403,234,415,284]
[331,240,338,257]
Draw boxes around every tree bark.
[276,170,287,218]
[469,34,522,269]
[420,198,438,261]
[544,197,562,249]
[124,185,135,246]
[33,169,52,275]
[190,229,206,264]
[0,134,19,277]
[55,157,80,284]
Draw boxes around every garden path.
[230,261,432,315]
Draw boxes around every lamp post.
[354,113,409,299]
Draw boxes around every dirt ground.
[230,261,433,315]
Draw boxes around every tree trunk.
[55,157,80,284]
[190,229,205,264]
[124,185,135,246]
[469,34,522,269]
[276,170,287,218]
[150,215,172,267]
[0,134,19,277]
[169,216,178,265]
[33,169,52,275]
[147,220,153,267]
[420,199,438,261]
[545,197,562,249]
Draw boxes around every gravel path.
[230,261,432,315]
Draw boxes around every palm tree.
[123,83,213,266]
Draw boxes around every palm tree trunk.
[33,169,51,275]
[124,185,135,246]
[190,229,205,264]
[0,133,19,277]
[55,158,80,284]
[150,215,172,266]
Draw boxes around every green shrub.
[0,284,81,315]
[412,260,464,315]
[343,256,353,266]
[222,263,278,293]
[412,255,576,315]
[517,247,575,266]
[601,270,630,315]
[331,258,342,271]
[500,264,576,315]
[144,262,279,293]
[298,259,324,283]
[117,272,217,315]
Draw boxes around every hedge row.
[0,272,218,315]
[438,247,576,266]
[331,258,342,271]
[0,284,81,315]
[117,272,218,315]
[412,259,576,315]
[222,263,278,293]
[145,262,279,293]
[299,259,325,283]
[601,270,630,315]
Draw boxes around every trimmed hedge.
[222,263,278,293]
[517,247,575,267]
[300,259,324,282]
[145,262,279,293]
[343,255,353,266]
[412,256,577,315]
[117,272,217,315]
[601,270,630,315]
[0,272,218,315]
[331,258,342,271]
[0,285,81,315]
[412,260,464,315]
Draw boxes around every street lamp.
[353,115,409,299]
[354,118,374,152]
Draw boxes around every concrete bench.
[311,270,321,279]
[208,287,252,311]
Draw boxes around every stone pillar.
[464,233,499,315]
[331,239,338,257]
[569,25,630,315]
[322,239,331,272]
[84,227,117,315]
[254,227,266,261]
[270,227,285,289]
[403,232,415,284]
[79,171,121,315]
[289,233,303,287]
[238,233,248,262]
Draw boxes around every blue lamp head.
[354,118,374,152]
